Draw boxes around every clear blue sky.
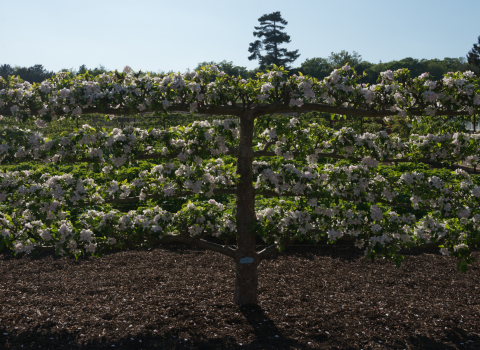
[1,0,480,73]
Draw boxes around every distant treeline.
[194,52,474,84]
[0,64,55,84]
[298,52,472,84]
[0,64,112,83]
[1,51,476,85]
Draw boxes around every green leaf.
[456,260,469,273]
[394,254,405,268]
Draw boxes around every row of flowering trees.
[0,65,479,305]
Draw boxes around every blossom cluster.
[254,199,478,264]
[2,152,479,262]
[253,161,480,217]
[1,65,479,124]
[0,200,235,257]
[0,119,239,166]
[256,118,480,167]
[0,158,236,215]
[2,121,480,169]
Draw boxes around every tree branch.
[256,243,279,260]
[252,102,477,118]
[252,151,477,173]
[71,189,237,207]
[66,187,428,211]
[4,101,477,120]
[255,190,298,197]
[261,141,275,152]
[257,236,296,261]
[134,148,238,160]
[33,233,236,258]
[253,150,435,162]
[161,233,236,258]
[255,190,417,209]
[5,147,239,166]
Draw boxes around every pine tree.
[248,11,300,70]
[467,36,480,70]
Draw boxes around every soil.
[1,241,479,350]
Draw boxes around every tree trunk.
[234,111,258,305]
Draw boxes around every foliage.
[0,64,54,84]
[248,11,300,70]
[328,50,363,69]
[299,54,470,85]
[360,57,470,85]
[410,115,470,135]
[76,64,110,77]
[195,60,251,79]
[298,57,331,81]
[467,35,480,73]
[1,115,480,266]
[388,115,411,139]
[2,64,480,304]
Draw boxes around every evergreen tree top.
[248,11,300,70]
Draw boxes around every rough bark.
[234,111,258,305]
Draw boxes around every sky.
[1,0,480,73]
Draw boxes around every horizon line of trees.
[0,53,475,85]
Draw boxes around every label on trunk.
[240,257,254,264]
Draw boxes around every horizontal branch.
[257,243,279,261]
[253,102,477,118]
[376,198,414,209]
[0,105,244,118]
[253,151,478,173]
[71,189,237,207]
[3,101,476,120]
[134,148,237,161]
[162,233,236,258]
[33,234,236,258]
[254,150,434,163]
[5,148,239,166]
[255,190,416,209]
[257,236,297,261]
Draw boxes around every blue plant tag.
[240,257,254,264]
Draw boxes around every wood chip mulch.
[1,242,479,349]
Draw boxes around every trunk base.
[234,260,258,305]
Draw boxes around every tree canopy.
[0,64,54,84]
[248,11,300,70]
[299,53,470,84]
[467,36,480,73]
[77,64,109,77]
[194,60,250,78]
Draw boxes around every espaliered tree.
[1,65,480,305]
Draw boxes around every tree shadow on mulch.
[1,242,479,349]
[1,311,479,350]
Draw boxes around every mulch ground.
[0,241,479,350]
